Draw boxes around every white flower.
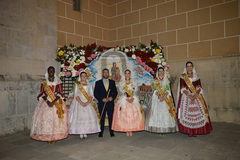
[162,62,167,66]
[79,56,86,62]
[131,47,135,52]
[68,66,74,71]
[125,48,129,52]
[71,69,77,77]
[132,54,136,59]
[59,72,65,77]
[80,50,85,55]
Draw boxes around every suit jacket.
[94,79,118,106]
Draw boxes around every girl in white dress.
[68,72,100,139]
[145,67,177,133]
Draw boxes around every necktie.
[104,79,109,91]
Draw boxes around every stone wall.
[57,0,116,47]
[58,0,240,59]
[108,0,240,59]
[0,0,57,135]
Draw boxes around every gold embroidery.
[77,82,100,119]
[41,80,64,119]
[154,79,176,119]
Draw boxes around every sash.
[181,73,209,117]
[41,80,64,119]
[124,84,145,119]
[154,79,176,119]
[77,82,100,119]
[123,84,134,97]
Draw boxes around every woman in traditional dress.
[68,71,100,139]
[177,61,212,137]
[30,66,68,142]
[112,69,144,136]
[145,67,177,133]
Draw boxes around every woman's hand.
[86,96,93,105]
[159,96,164,102]
[183,90,189,95]
[127,97,134,103]
[47,100,54,107]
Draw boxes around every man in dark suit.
[94,68,118,137]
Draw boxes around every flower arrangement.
[114,40,167,74]
[56,43,107,78]
[56,41,167,78]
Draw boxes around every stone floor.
[0,122,240,160]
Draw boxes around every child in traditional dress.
[30,66,68,143]
[68,71,100,139]
[112,69,144,136]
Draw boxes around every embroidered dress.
[177,68,212,135]
[145,77,177,133]
[68,83,100,134]
[30,76,68,141]
[112,82,144,132]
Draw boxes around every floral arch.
[56,41,168,98]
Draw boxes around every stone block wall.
[0,0,57,135]
[57,0,240,59]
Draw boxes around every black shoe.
[98,132,103,138]
[110,133,115,137]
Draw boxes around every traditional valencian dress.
[30,75,68,141]
[112,81,144,132]
[68,82,100,135]
[145,75,177,133]
[177,68,212,135]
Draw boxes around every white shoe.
[84,134,87,138]
[80,134,84,139]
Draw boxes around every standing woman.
[145,67,177,133]
[68,72,100,139]
[112,69,144,136]
[177,61,212,137]
[30,66,68,142]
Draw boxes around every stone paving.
[0,122,239,160]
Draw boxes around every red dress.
[177,77,212,135]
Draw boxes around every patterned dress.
[30,79,68,141]
[177,74,212,135]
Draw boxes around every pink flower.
[136,57,141,63]
[75,71,80,76]
[91,54,97,58]
[63,67,67,72]
[88,57,93,61]
[65,71,72,78]
[79,68,84,72]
